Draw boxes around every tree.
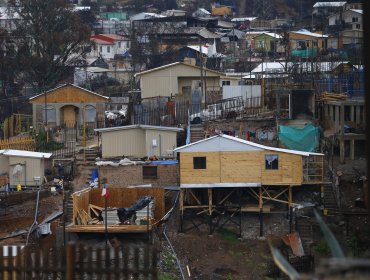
[8,0,92,90]
[77,8,97,29]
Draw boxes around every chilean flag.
[101,184,110,199]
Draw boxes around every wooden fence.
[0,137,35,151]
[0,243,158,280]
[2,114,33,140]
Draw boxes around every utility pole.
[199,38,205,109]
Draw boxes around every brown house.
[29,84,109,129]
[174,134,325,235]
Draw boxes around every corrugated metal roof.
[313,2,347,8]
[174,134,323,156]
[291,29,328,38]
[254,32,282,39]
[231,17,257,22]
[95,124,183,133]
[350,9,363,14]
[0,150,52,158]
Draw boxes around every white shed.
[0,150,52,187]
[95,125,183,159]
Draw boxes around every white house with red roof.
[89,34,130,60]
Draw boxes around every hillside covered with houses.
[0,1,368,279]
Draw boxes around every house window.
[118,42,121,48]
[143,166,158,179]
[265,154,278,170]
[355,24,360,29]
[193,157,206,169]
[107,46,110,53]
[42,106,56,123]
[222,80,230,86]
[352,17,358,23]
[313,41,318,47]
[84,105,96,122]
[99,46,102,53]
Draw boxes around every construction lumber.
[319,92,347,102]
[65,224,153,233]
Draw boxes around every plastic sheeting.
[96,158,147,167]
[278,124,320,152]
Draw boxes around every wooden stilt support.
[259,187,263,237]
[179,189,184,233]
[208,188,213,235]
[208,188,212,215]
[288,185,293,233]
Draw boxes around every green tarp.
[278,124,320,152]
[291,48,317,58]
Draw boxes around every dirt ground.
[165,230,275,280]
[0,156,369,279]
[0,192,63,246]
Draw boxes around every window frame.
[193,157,206,169]
[142,165,158,179]
[265,154,279,170]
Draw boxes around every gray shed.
[0,150,52,187]
[95,125,183,159]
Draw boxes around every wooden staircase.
[322,184,340,216]
[84,148,99,162]
[190,124,205,143]
[296,218,320,255]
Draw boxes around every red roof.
[90,34,128,44]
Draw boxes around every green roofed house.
[289,29,328,57]
[100,12,128,21]
[252,32,284,54]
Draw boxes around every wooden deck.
[65,224,153,233]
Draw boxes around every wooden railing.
[303,155,324,184]
[0,137,35,151]
[0,243,158,280]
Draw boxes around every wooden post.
[179,189,184,232]
[208,188,212,215]
[289,186,293,233]
[340,139,345,163]
[208,188,212,235]
[356,105,361,125]
[350,105,355,122]
[259,187,263,237]
[334,105,339,133]
[350,139,355,160]
[66,243,75,280]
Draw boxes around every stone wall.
[99,164,179,188]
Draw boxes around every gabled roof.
[313,2,347,8]
[231,17,257,22]
[251,62,292,73]
[91,34,128,45]
[0,149,52,159]
[290,29,328,38]
[174,134,323,156]
[134,62,225,77]
[349,9,363,14]
[253,32,282,39]
[95,124,183,133]
[193,8,211,15]
[29,84,109,101]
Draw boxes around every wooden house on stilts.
[174,134,325,236]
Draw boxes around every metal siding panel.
[141,68,177,98]
[8,157,42,186]
[0,155,8,174]
[145,130,177,158]
[102,128,145,158]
